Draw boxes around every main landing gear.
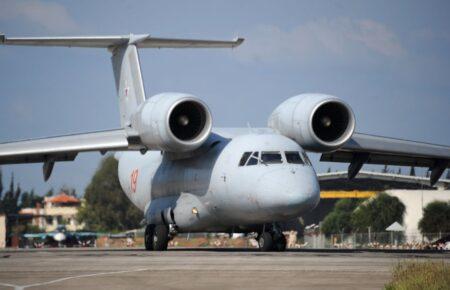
[145,224,177,251]
[258,224,287,252]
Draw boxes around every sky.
[0,0,449,196]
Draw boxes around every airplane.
[0,33,449,251]
[23,225,97,248]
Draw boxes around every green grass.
[385,261,450,290]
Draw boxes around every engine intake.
[269,94,355,152]
[133,93,212,152]
[169,100,208,141]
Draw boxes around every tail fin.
[111,43,146,127]
[0,33,244,127]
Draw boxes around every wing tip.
[233,37,245,47]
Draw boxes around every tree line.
[321,193,450,235]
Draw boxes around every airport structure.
[309,171,450,240]
[19,192,84,232]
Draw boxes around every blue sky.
[0,0,449,195]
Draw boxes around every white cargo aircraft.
[1,34,449,251]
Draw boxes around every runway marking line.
[0,268,152,290]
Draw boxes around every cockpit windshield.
[285,151,304,164]
[239,152,251,166]
[301,151,312,165]
[238,150,311,167]
[247,152,259,166]
[261,152,283,164]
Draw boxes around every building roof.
[318,170,450,190]
[47,193,80,204]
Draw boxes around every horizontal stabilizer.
[0,33,244,49]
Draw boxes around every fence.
[302,231,450,250]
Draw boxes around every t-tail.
[0,33,243,128]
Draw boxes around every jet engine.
[268,94,355,152]
[133,93,212,152]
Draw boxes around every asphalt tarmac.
[0,248,448,290]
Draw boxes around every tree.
[409,166,416,176]
[78,156,142,232]
[59,185,77,197]
[321,199,360,235]
[0,174,21,215]
[418,201,450,234]
[327,167,331,173]
[20,189,43,208]
[351,193,405,232]
[397,168,402,175]
[45,188,54,197]
[382,165,389,173]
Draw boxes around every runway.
[0,249,448,290]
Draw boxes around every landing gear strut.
[144,224,173,251]
[258,224,287,252]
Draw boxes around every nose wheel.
[258,224,287,252]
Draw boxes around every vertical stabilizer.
[111,43,146,127]
[0,33,243,128]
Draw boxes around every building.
[19,192,84,232]
[303,170,450,239]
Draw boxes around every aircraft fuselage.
[117,132,320,233]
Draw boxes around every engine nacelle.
[268,94,355,152]
[132,93,212,152]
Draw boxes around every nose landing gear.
[258,224,287,252]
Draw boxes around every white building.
[19,192,85,232]
[386,189,450,239]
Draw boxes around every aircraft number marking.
[131,169,139,193]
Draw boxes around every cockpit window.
[285,151,304,164]
[239,152,251,166]
[302,151,312,165]
[261,151,283,164]
[246,152,259,166]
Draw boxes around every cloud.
[236,18,405,64]
[0,0,78,33]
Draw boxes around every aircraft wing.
[23,233,48,239]
[321,132,450,185]
[0,129,144,180]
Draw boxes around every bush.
[385,261,450,290]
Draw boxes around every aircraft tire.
[144,225,154,251]
[153,225,169,251]
[258,232,274,251]
[274,234,287,252]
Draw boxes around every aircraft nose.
[255,167,320,218]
